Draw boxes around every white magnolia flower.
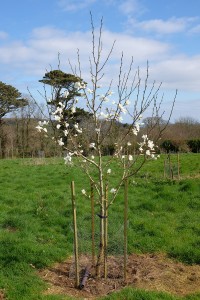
[64,90,69,98]
[71,106,76,114]
[132,123,140,136]
[122,155,125,159]
[56,124,61,129]
[127,142,131,146]
[74,82,81,89]
[135,123,140,131]
[64,130,69,136]
[38,121,44,126]
[65,122,69,128]
[91,155,95,160]
[107,169,111,174]
[35,125,43,132]
[128,155,133,161]
[74,123,82,133]
[81,189,86,195]
[95,128,100,133]
[55,107,63,114]
[76,128,82,134]
[142,134,148,141]
[146,150,151,156]
[87,88,93,94]
[58,102,65,109]
[132,128,137,135]
[38,120,48,126]
[58,138,64,146]
[118,103,127,114]
[64,152,73,164]
[54,115,61,121]
[148,140,154,150]
[89,142,96,149]
[64,154,72,164]
[43,128,47,133]
[110,188,117,194]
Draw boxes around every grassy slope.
[0,154,199,300]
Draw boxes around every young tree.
[36,15,176,280]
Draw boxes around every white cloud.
[128,17,197,35]
[0,25,200,106]
[102,30,170,63]
[118,0,140,15]
[58,0,96,11]
[150,55,200,92]
[189,24,200,34]
[169,98,200,122]
[0,31,8,39]
[0,27,170,75]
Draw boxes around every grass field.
[0,154,200,300]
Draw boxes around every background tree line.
[0,78,200,159]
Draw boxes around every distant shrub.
[160,140,179,153]
[187,139,200,153]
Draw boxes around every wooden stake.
[71,181,79,288]
[164,159,166,179]
[124,178,128,282]
[90,181,95,266]
[104,183,108,279]
[177,152,180,180]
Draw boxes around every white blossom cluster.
[138,134,158,159]
[35,120,49,133]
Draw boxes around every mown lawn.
[0,154,199,300]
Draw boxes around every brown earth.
[39,253,200,299]
[0,290,5,300]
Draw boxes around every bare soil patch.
[39,253,200,299]
[0,290,5,300]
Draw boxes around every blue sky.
[0,0,200,122]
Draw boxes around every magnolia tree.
[35,16,176,282]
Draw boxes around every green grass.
[100,288,200,300]
[0,154,199,299]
